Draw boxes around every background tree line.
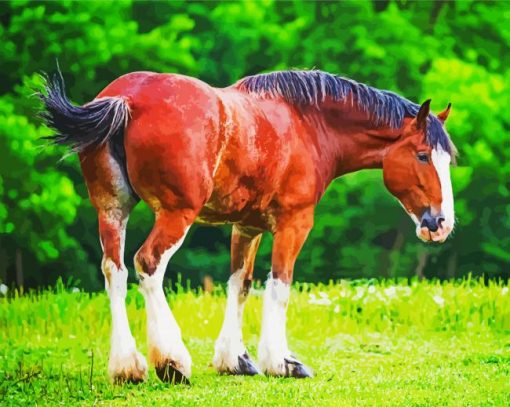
[0,0,509,290]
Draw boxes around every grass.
[1,278,510,406]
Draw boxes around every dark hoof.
[112,374,145,385]
[284,357,313,378]
[155,362,190,385]
[235,352,261,376]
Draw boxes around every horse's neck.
[334,130,395,176]
[308,104,400,178]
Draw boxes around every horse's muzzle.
[418,209,450,242]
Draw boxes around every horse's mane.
[235,70,454,155]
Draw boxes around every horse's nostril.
[421,217,438,232]
[421,210,443,233]
[428,223,438,232]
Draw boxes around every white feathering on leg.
[104,258,147,382]
[258,275,291,375]
[213,269,250,372]
[137,227,192,378]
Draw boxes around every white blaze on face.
[431,147,455,232]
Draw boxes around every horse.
[39,68,455,384]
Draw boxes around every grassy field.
[1,278,510,406]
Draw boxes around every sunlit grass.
[1,278,509,405]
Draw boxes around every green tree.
[0,0,508,290]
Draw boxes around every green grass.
[1,278,510,406]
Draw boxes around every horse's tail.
[38,70,130,155]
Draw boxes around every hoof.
[213,343,262,376]
[109,350,148,384]
[112,371,146,385]
[155,361,191,385]
[214,351,261,376]
[283,357,313,378]
[236,352,261,376]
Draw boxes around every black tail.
[38,70,130,154]
[38,70,138,199]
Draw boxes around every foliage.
[0,279,509,405]
[0,1,509,290]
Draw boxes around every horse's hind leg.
[80,147,147,384]
[99,207,148,384]
[134,208,198,384]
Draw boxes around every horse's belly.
[196,184,272,230]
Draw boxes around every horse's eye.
[417,152,429,163]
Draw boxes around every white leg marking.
[258,275,292,375]
[104,258,147,382]
[213,269,250,372]
[432,148,455,231]
[137,227,191,378]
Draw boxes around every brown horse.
[40,69,455,384]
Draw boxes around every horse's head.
[382,100,454,243]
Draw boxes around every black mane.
[236,70,454,155]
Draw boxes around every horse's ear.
[415,99,431,130]
[437,103,451,123]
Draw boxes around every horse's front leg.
[214,225,262,375]
[258,207,314,378]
